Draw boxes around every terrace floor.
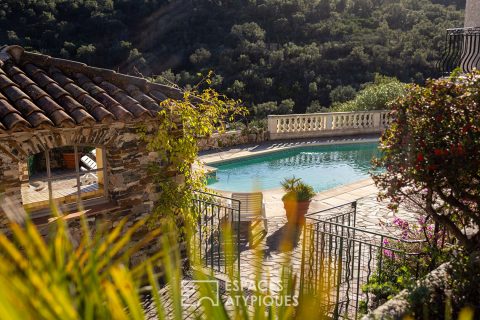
[154,178,420,319]
[21,172,104,211]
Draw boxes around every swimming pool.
[206,142,380,192]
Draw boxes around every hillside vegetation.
[0,0,464,114]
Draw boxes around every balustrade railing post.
[326,113,333,130]
[373,112,381,129]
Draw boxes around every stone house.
[0,45,180,241]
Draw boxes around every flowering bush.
[373,70,480,250]
[361,216,451,313]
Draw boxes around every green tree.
[332,75,406,111]
[329,85,357,104]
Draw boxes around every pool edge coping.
[200,136,380,166]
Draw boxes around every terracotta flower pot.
[62,153,76,169]
[283,199,311,225]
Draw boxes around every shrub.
[253,99,294,118]
[329,85,357,104]
[360,216,452,313]
[143,73,246,233]
[306,100,329,113]
[243,119,267,134]
[331,75,406,112]
[253,101,278,118]
[373,70,480,250]
[278,99,295,114]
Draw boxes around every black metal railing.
[437,27,480,75]
[192,191,241,274]
[299,202,431,319]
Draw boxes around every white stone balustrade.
[267,110,391,140]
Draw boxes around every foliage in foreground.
[0,209,167,319]
[0,206,330,319]
[373,70,480,250]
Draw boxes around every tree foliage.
[373,71,480,250]
[331,75,407,111]
[0,0,464,115]
[142,74,246,230]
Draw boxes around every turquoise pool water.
[207,142,380,192]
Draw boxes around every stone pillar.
[465,0,480,28]
[267,115,277,135]
[464,0,480,71]
[96,147,104,186]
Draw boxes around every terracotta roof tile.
[49,109,76,128]
[2,112,30,131]
[149,90,168,102]
[63,82,88,97]
[126,84,159,108]
[0,45,182,132]
[24,111,54,128]
[0,74,16,89]
[35,96,62,114]
[22,83,49,101]
[11,72,36,87]
[0,95,20,118]
[14,98,42,117]
[44,82,69,100]
[0,98,30,130]
[36,96,75,127]
[69,106,96,126]
[4,85,31,102]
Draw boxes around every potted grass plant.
[281,176,316,225]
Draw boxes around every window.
[21,145,108,214]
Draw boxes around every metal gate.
[300,202,428,319]
[192,191,241,274]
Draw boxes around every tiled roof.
[0,45,181,133]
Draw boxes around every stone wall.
[198,130,267,151]
[0,121,165,238]
[0,121,182,267]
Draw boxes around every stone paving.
[236,194,420,295]
[149,192,421,319]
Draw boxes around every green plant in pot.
[281,176,316,224]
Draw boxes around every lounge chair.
[230,192,268,246]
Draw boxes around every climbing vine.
[142,73,247,232]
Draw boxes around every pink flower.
[383,249,394,258]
